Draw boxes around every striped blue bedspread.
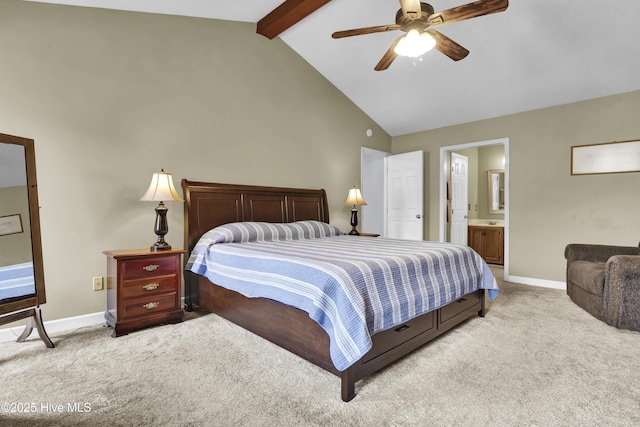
[187,221,499,371]
[0,262,35,300]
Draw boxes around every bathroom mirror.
[0,133,53,347]
[488,169,505,214]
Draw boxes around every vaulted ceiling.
[27,0,640,136]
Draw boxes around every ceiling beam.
[257,0,331,40]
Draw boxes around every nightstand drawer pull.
[143,283,160,291]
[143,302,159,310]
[142,264,160,272]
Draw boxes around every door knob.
[416,214,421,219]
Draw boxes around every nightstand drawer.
[121,257,177,279]
[122,293,178,319]
[121,275,178,300]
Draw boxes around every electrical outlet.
[92,276,104,291]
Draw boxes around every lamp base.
[150,202,171,252]
[150,241,172,252]
[349,208,360,236]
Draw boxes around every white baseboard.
[1,297,187,343]
[507,275,566,290]
[0,311,104,343]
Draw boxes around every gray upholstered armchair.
[565,243,640,332]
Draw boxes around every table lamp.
[344,187,367,235]
[140,168,183,251]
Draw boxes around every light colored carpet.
[1,271,639,426]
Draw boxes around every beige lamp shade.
[140,169,183,202]
[343,187,367,207]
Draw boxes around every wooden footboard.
[194,273,485,401]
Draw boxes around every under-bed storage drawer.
[363,310,435,362]
[439,291,482,324]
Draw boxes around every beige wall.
[393,90,640,282]
[0,1,391,322]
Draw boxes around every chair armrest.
[603,255,640,330]
[565,244,639,264]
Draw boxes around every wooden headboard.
[181,180,330,255]
[181,180,330,310]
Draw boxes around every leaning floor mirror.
[0,132,53,347]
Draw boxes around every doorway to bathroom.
[439,137,510,279]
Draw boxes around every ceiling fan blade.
[426,30,469,61]
[332,24,401,39]
[374,36,403,71]
[399,0,422,20]
[257,0,332,39]
[428,0,508,27]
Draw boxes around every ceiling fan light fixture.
[394,29,436,58]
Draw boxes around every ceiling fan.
[332,0,509,71]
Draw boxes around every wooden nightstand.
[352,232,380,237]
[103,248,185,337]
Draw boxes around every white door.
[361,147,390,236]
[450,153,469,245]
[386,151,423,240]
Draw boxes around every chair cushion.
[568,261,606,296]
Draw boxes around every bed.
[182,180,499,401]
[0,262,35,301]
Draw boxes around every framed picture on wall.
[0,214,23,236]
[571,139,640,175]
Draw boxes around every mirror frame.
[0,133,46,316]
[487,169,505,215]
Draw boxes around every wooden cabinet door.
[467,226,504,265]
[468,227,484,255]
[483,228,504,265]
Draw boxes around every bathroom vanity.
[468,220,504,265]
